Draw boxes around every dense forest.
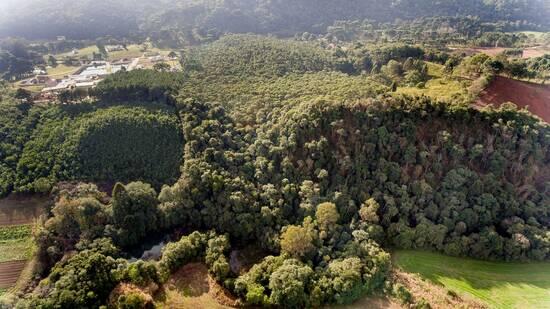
[0,0,548,41]
[0,0,549,307]
[0,32,548,308]
[0,94,183,196]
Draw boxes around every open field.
[0,224,34,262]
[449,46,550,59]
[476,76,550,122]
[394,250,550,309]
[55,45,99,59]
[106,44,172,60]
[0,196,44,293]
[46,64,79,78]
[397,62,470,101]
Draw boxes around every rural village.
[18,43,180,103]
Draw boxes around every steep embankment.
[476,76,550,122]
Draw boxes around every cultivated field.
[0,261,27,289]
[0,195,46,294]
[394,250,550,309]
[476,76,550,122]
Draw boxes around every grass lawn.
[394,250,550,309]
[46,64,79,78]
[56,45,99,59]
[107,44,173,60]
[107,44,146,60]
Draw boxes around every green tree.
[280,225,315,258]
[316,202,340,229]
[112,182,159,247]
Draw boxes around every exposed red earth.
[476,76,550,123]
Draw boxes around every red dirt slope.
[476,76,550,123]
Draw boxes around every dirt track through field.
[0,260,26,288]
[476,76,550,123]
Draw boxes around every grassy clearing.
[155,263,235,309]
[46,64,79,78]
[56,45,99,59]
[0,237,33,263]
[394,250,550,309]
[107,44,146,60]
[0,225,33,263]
[107,44,174,60]
[397,63,470,101]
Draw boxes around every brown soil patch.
[156,263,239,309]
[0,195,47,226]
[393,270,486,309]
[476,76,550,123]
[0,260,27,288]
[522,47,550,58]
[109,283,155,307]
[451,47,550,59]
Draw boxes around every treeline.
[185,35,338,78]
[0,95,43,196]
[322,17,546,46]
[92,70,185,105]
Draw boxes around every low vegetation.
[0,225,33,263]
[395,250,550,308]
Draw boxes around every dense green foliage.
[18,238,126,308]
[186,35,337,78]
[0,99,42,196]
[0,225,32,241]
[12,103,183,193]
[323,17,546,46]
[93,70,184,105]
[1,22,549,309]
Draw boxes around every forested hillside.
[0,5,549,307]
[0,95,184,196]
[0,0,548,41]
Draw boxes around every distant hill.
[0,0,548,40]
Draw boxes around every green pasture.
[394,250,550,308]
